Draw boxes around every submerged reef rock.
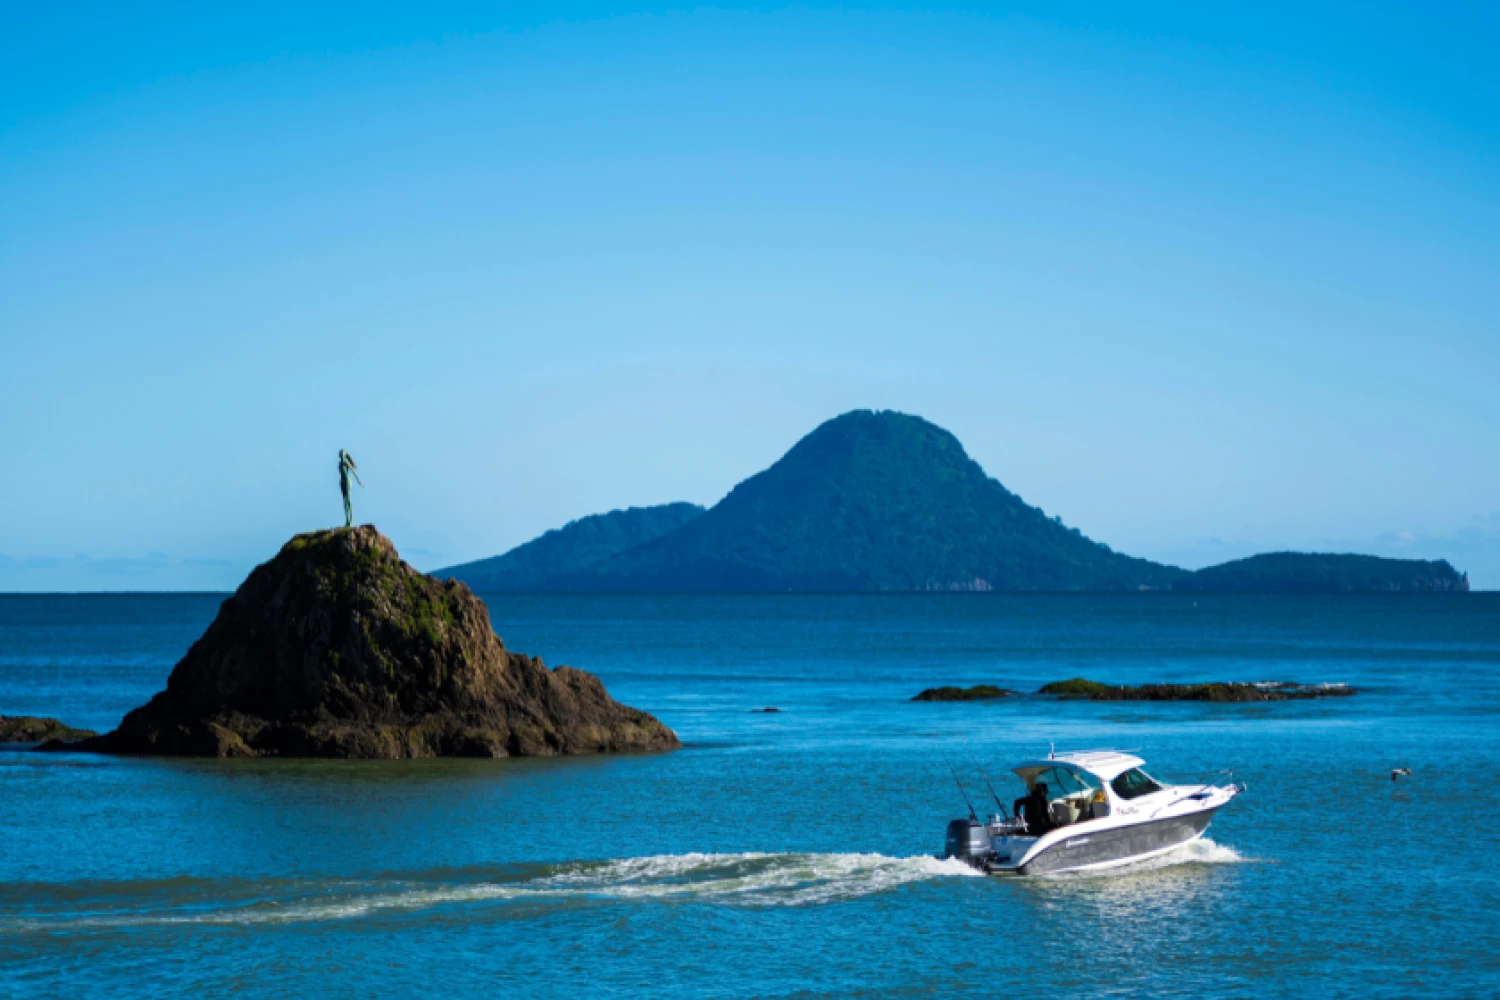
[0,716,97,743]
[1039,678,1356,702]
[911,685,1013,702]
[66,527,679,759]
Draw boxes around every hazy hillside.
[438,412,1470,594]
[553,411,1185,591]
[437,503,704,591]
[1180,552,1469,593]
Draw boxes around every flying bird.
[1391,767,1413,782]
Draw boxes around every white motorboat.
[943,750,1244,875]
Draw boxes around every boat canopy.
[1012,751,1145,784]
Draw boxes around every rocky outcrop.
[0,716,96,743]
[61,527,679,759]
[911,685,1013,702]
[1039,678,1356,702]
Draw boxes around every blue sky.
[2,2,1498,590]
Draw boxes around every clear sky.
[2,2,1498,590]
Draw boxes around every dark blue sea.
[2,593,1498,998]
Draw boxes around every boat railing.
[1148,770,1242,817]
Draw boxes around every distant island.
[437,410,1469,594]
[1171,552,1466,593]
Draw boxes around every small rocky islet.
[911,685,1014,702]
[0,716,96,744]
[1039,678,1356,701]
[41,526,679,759]
[913,678,1355,702]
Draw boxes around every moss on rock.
[1039,678,1356,702]
[1039,678,1116,697]
[0,716,97,744]
[911,685,1013,702]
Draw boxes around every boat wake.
[0,853,982,932]
[1158,838,1248,867]
[1036,837,1251,881]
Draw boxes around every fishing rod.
[977,766,1011,820]
[956,738,1010,821]
[945,760,978,821]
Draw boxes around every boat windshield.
[1110,768,1164,800]
[1034,766,1100,797]
[1025,766,1106,828]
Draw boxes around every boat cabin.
[1010,751,1166,834]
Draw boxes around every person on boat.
[1014,781,1053,835]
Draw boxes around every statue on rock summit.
[338,449,363,528]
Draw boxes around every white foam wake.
[2,853,983,931]
[1165,838,1247,866]
[1036,837,1251,881]
[543,851,982,907]
[1128,833,1248,869]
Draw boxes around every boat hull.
[1007,806,1219,876]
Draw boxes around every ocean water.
[2,593,1498,998]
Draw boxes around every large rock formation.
[70,527,679,758]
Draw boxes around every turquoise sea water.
[2,593,1498,998]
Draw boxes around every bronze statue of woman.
[338,450,364,527]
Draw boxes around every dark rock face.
[1039,678,1356,702]
[0,716,97,743]
[911,685,1013,702]
[70,527,679,759]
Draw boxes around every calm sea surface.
[2,593,1498,998]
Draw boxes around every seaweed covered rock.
[68,527,679,759]
[1039,678,1355,702]
[0,716,97,743]
[911,685,1013,702]
[1038,679,1116,698]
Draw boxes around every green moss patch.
[911,684,1013,702]
[1039,679,1356,701]
[1039,678,1116,697]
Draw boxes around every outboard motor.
[944,818,994,868]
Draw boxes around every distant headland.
[439,410,1469,594]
